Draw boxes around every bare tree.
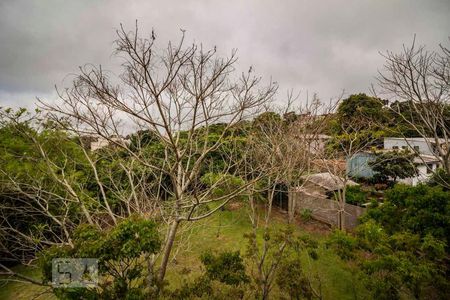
[377,38,450,185]
[37,23,277,287]
[0,108,157,288]
[244,95,331,299]
[314,104,378,230]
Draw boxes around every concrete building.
[347,137,442,185]
[81,135,130,151]
[346,152,377,179]
[399,154,440,186]
[384,137,446,156]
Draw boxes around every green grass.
[0,205,371,299]
[165,206,371,299]
[0,264,56,300]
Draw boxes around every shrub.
[345,185,368,206]
[326,230,357,260]
[363,184,450,241]
[170,251,249,299]
[168,276,213,299]
[276,259,314,300]
[200,250,249,286]
[300,208,313,222]
[39,216,161,300]
[330,183,450,299]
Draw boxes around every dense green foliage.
[328,184,450,299]
[0,111,94,261]
[169,251,249,299]
[200,251,249,285]
[368,150,418,183]
[244,226,320,299]
[2,92,450,299]
[39,216,160,300]
[334,93,387,132]
[341,185,368,206]
[276,258,314,300]
[363,184,450,241]
[327,93,390,151]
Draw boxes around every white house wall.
[384,138,435,156]
[397,164,436,186]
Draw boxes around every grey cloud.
[0,0,449,107]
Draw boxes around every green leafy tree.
[0,108,97,262]
[363,184,450,241]
[368,150,418,183]
[40,216,161,300]
[332,93,388,134]
[327,93,391,153]
[328,184,450,299]
[276,259,314,300]
[200,251,249,286]
[169,251,249,299]
[244,226,320,300]
[356,221,447,300]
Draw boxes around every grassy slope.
[0,265,56,300]
[0,206,370,299]
[166,206,370,299]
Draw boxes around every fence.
[290,190,366,230]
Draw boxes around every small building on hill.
[400,154,440,185]
[81,135,131,151]
[289,172,365,229]
[300,172,358,194]
[347,136,443,185]
[384,137,446,156]
[346,152,377,179]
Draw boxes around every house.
[81,135,131,151]
[300,172,359,194]
[346,152,377,179]
[289,172,365,229]
[399,154,440,186]
[291,133,331,154]
[308,134,332,154]
[384,137,446,156]
[347,137,442,185]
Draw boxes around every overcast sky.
[1,0,449,108]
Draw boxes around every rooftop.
[300,172,358,191]
[384,137,447,144]
[414,154,441,164]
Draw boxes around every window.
[393,146,399,150]
[413,146,420,152]
[401,146,407,149]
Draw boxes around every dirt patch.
[226,201,244,211]
[270,207,332,236]
[296,219,332,235]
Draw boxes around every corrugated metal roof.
[300,172,358,191]
[384,137,447,144]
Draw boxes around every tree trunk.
[338,204,346,231]
[444,157,450,175]
[288,187,295,223]
[146,253,156,287]
[262,285,270,300]
[80,201,94,225]
[157,219,180,284]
